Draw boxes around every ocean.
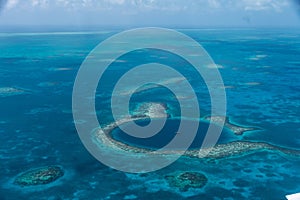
[0,28,300,199]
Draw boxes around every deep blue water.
[112,119,233,150]
[0,29,300,199]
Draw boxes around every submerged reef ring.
[73,28,227,173]
[94,107,300,160]
[14,166,64,187]
[165,171,208,192]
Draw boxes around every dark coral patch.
[165,171,208,192]
[14,166,64,187]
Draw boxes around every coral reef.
[185,141,300,159]
[165,171,208,191]
[94,102,300,161]
[0,87,26,97]
[203,115,258,135]
[14,166,64,187]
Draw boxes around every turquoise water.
[0,29,300,199]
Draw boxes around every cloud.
[1,0,292,12]
[5,0,18,9]
[0,0,297,27]
[105,0,126,5]
[31,0,49,8]
[241,0,289,12]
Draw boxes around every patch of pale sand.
[219,85,235,89]
[37,82,58,87]
[248,54,268,61]
[0,87,26,97]
[206,64,224,69]
[51,67,73,71]
[243,82,261,86]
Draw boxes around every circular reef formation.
[165,171,208,192]
[14,166,64,187]
[94,102,300,160]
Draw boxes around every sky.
[0,0,299,28]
